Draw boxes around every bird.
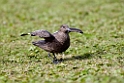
[21,24,83,64]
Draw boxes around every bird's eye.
[63,26,65,28]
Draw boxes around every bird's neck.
[56,31,70,44]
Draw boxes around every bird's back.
[33,31,70,53]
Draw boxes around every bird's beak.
[68,28,83,34]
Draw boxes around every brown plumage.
[21,24,83,63]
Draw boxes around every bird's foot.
[52,58,63,64]
[53,58,59,64]
[59,58,64,62]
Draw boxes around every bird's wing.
[31,30,55,40]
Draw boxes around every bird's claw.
[52,58,63,64]
[53,59,59,64]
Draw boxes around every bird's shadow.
[63,46,108,61]
[64,50,103,61]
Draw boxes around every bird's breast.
[54,33,70,52]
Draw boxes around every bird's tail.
[20,33,30,36]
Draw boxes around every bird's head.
[60,24,70,33]
[59,24,83,34]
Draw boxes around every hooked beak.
[68,28,83,34]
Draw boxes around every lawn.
[0,0,124,83]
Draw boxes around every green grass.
[0,0,124,83]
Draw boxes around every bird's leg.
[59,53,64,62]
[52,53,59,64]
[48,52,53,59]
[53,53,57,61]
